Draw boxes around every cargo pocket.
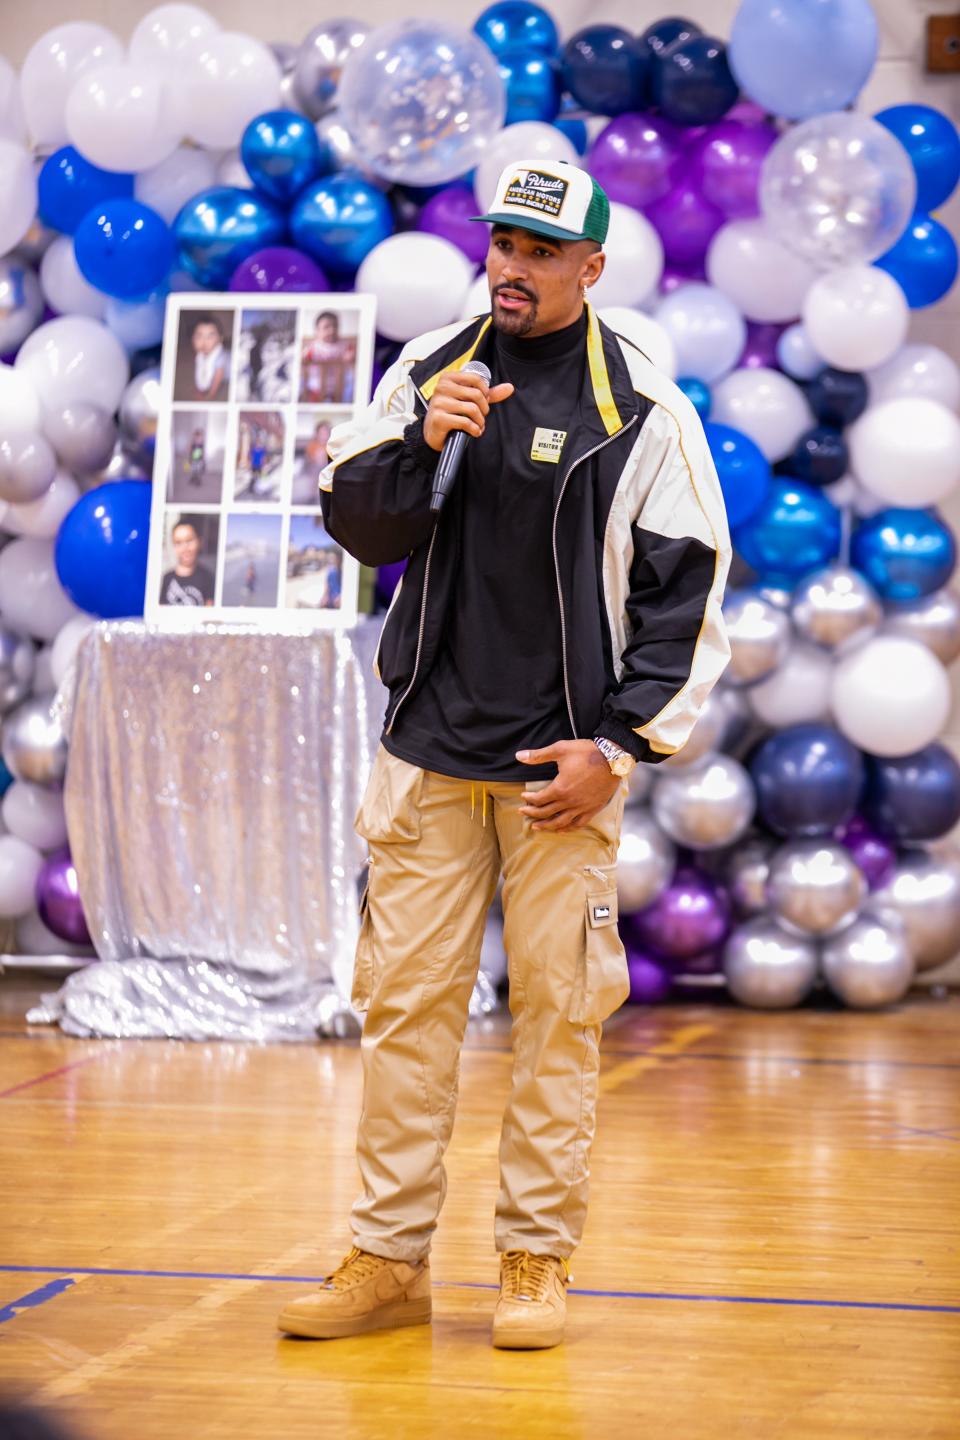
[355,746,424,844]
[568,869,629,1025]
[351,874,375,1012]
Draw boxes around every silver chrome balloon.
[1,692,68,789]
[791,565,882,652]
[715,685,753,755]
[652,754,756,851]
[78,440,150,491]
[663,686,727,768]
[722,590,792,687]
[871,848,960,972]
[617,809,676,914]
[43,402,118,475]
[766,840,866,935]
[12,220,57,267]
[820,910,915,1009]
[0,431,57,504]
[625,762,655,808]
[725,835,775,918]
[294,20,370,120]
[883,588,960,668]
[118,367,161,468]
[0,254,43,353]
[0,627,36,715]
[724,917,818,1009]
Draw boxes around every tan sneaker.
[277,1246,431,1339]
[492,1250,569,1350]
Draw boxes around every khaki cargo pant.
[350,745,628,1262]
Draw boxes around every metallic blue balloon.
[553,109,588,154]
[750,724,864,839]
[562,25,650,116]
[473,1,559,56]
[703,420,770,529]
[240,109,332,204]
[74,199,175,301]
[0,757,13,797]
[851,507,956,602]
[862,744,960,843]
[498,48,561,124]
[788,425,847,487]
[38,146,134,236]
[733,477,841,584]
[290,171,395,278]
[875,213,958,310]
[650,34,739,127]
[640,17,703,57]
[678,376,711,418]
[875,104,960,212]
[54,479,152,619]
[174,187,286,289]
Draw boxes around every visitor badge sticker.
[531,427,567,463]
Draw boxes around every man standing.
[279,162,730,1348]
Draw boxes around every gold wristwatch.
[593,736,636,778]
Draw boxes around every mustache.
[494,283,538,303]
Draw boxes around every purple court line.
[0,1278,75,1324]
[0,1266,956,1316]
[0,1053,106,1100]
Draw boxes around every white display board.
[146,291,377,631]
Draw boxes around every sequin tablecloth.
[33,619,386,1041]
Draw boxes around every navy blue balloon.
[788,425,848,487]
[240,109,331,204]
[651,34,739,127]
[733,477,841,583]
[678,376,710,419]
[54,480,152,620]
[561,25,650,116]
[175,187,286,289]
[750,724,865,839]
[290,171,395,278]
[473,1,559,56]
[498,48,562,124]
[875,104,960,212]
[875,213,958,310]
[640,16,703,57]
[862,744,960,843]
[851,507,956,602]
[804,366,868,428]
[74,199,175,300]
[703,420,769,529]
[38,147,134,235]
[0,757,14,798]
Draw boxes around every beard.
[491,288,539,337]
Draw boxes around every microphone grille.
[461,359,491,383]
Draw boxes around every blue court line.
[0,1266,956,1316]
[0,1277,75,1324]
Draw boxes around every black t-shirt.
[160,564,215,607]
[385,312,588,782]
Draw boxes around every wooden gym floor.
[1,974,958,1439]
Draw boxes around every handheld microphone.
[429,360,492,515]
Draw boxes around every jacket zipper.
[552,414,638,737]
[385,376,435,734]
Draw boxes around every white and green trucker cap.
[472,159,610,245]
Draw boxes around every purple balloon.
[623,943,675,1003]
[229,246,329,293]
[738,321,786,369]
[659,260,706,293]
[376,559,407,607]
[588,112,686,209]
[687,119,778,218]
[644,177,724,267]
[418,185,489,265]
[629,866,731,960]
[835,815,898,891]
[36,848,91,947]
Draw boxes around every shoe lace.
[321,1247,386,1292]
[500,1251,568,1302]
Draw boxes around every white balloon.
[710,367,813,462]
[748,642,833,727]
[653,283,745,384]
[0,365,42,435]
[473,122,579,213]
[65,61,183,172]
[40,236,107,320]
[135,145,218,224]
[8,470,80,541]
[128,4,220,69]
[32,646,55,695]
[216,149,255,189]
[848,397,960,508]
[831,636,951,757]
[51,614,96,690]
[597,306,677,378]
[0,834,45,917]
[776,322,824,381]
[0,141,38,257]
[104,295,167,352]
[0,538,81,642]
[706,219,815,324]
[182,32,282,149]
[588,203,663,310]
[357,233,474,342]
[867,344,960,412]
[459,272,491,320]
[16,907,93,956]
[20,22,123,149]
[2,780,68,851]
[802,265,909,372]
[0,58,27,145]
[15,317,130,419]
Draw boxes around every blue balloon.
[639,16,702,57]
[174,187,286,289]
[851,507,956,602]
[74,199,174,301]
[678,376,711,419]
[561,25,649,116]
[750,724,865,839]
[37,147,134,236]
[473,1,559,56]
[728,0,878,122]
[733,478,841,583]
[875,104,960,212]
[553,110,588,155]
[788,425,847,487]
[804,366,868,428]
[703,420,769,529]
[0,757,14,798]
[54,480,152,620]
[498,48,561,124]
[240,109,331,204]
[875,213,958,309]
[290,171,395,278]
[862,744,960,843]
[650,34,739,127]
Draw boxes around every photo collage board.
[146,292,376,630]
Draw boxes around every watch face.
[611,753,634,777]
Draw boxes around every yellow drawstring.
[469,782,489,826]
